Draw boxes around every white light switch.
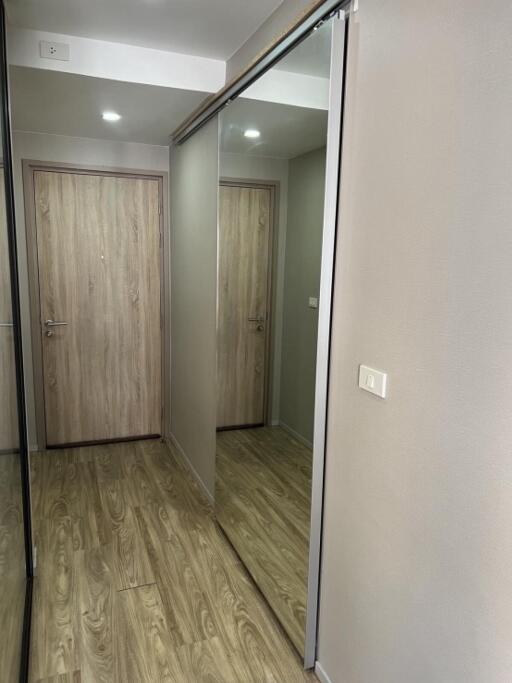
[308,297,319,309]
[358,365,387,398]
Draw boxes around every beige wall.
[280,147,325,445]
[317,1,512,681]
[170,118,219,499]
[219,151,289,424]
[11,131,169,448]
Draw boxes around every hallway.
[29,440,317,682]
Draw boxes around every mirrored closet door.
[215,9,346,666]
[0,132,27,683]
[0,0,32,678]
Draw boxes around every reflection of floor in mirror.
[216,426,312,657]
[0,452,26,683]
[30,439,317,682]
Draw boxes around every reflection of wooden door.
[217,184,272,429]
[34,170,162,447]
[0,168,19,452]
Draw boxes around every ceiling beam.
[7,28,226,94]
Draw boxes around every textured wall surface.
[317,1,512,681]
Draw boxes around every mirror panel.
[0,73,27,681]
[216,18,334,658]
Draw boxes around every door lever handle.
[248,316,265,323]
[45,319,69,327]
[0,322,13,327]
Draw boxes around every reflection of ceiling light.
[244,129,260,139]
[102,111,121,122]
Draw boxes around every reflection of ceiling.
[5,0,284,60]
[275,20,332,78]
[221,17,331,159]
[221,98,328,159]
[9,66,207,145]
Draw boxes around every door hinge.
[33,544,37,575]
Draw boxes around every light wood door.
[34,170,162,446]
[0,168,19,452]
[217,184,272,428]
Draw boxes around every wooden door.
[0,168,19,451]
[217,184,272,428]
[34,170,162,446]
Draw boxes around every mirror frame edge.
[0,2,34,681]
[303,10,350,670]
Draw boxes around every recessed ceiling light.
[102,111,121,122]
[244,129,260,139]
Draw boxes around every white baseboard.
[279,421,313,449]
[166,433,214,506]
[315,661,334,683]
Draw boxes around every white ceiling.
[10,66,207,145]
[221,97,328,159]
[275,20,332,78]
[5,0,284,60]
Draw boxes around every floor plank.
[174,636,239,682]
[31,516,80,680]
[99,477,155,590]
[0,451,26,682]
[115,583,178,682]
[77,545,114,682]
[134,504,218,646]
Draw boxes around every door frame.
[218,178,279,428]
[22,159,169,449]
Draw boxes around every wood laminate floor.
[0,451,26,683]
[29,439,317,682]
[216,427,312,656]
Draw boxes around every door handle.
[248,316,265,323]
[0,322,13,327]
[45,319,69,327]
